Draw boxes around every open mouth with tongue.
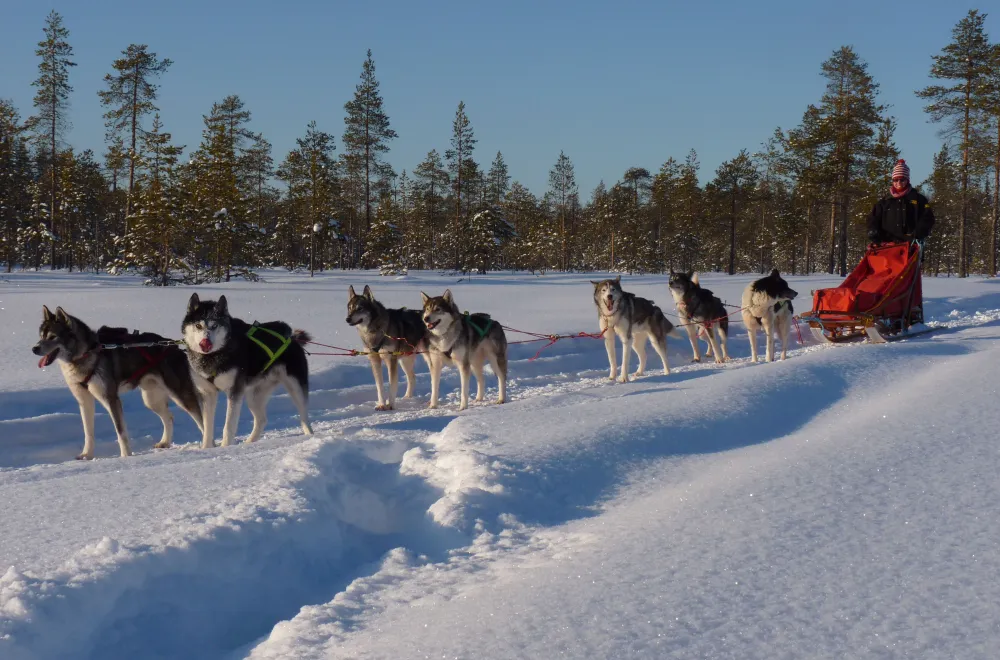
[605,297,616,313]
[199,338,213,353]
[37,349,59,368]
[425,319,440,331]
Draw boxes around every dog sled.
[800,241,934,344]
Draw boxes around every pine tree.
[445,101,477,270]
[97,44,172,218]
[29,10,75,270]
[486,151,511,207]
[916,9,993,277]
[782,106,829,274]
[0,100,29,272]
[981,42,1000,275]
[923,145,962,275]
[412,149,450,268]
[547,151,578,270]
[342,49,396,263]
[713,150,758,275]
[364,198,405,275]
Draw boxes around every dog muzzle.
[199,338,213,353]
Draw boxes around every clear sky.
[0,0,988,198]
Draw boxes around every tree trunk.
[993,116,999,277]
[827,197,837,274]
[127,61,139,218]
[839,191,850,277]
[804,199,813,275]
[50,88,57,271]
[959,77,971,278]
[728,195,737,275]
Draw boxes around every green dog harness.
[464,312,494,339]
[247,322,292,372]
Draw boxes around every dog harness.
[247,322,292,373]
[463,312,494,339]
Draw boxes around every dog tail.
[292,329,312,345]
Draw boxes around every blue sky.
[0,0,987,198]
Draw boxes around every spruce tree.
[342,49,397,261]
[445,101,477,270]
[487,151,511,207]
[916,9,993,277]
[713,150,758,275]
[412,149,450,268]
[29,10,75,270]
[547,151,578,270]
[97,44,172,217]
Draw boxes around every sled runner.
[800,241,933,344]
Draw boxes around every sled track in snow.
[2,308,998,659]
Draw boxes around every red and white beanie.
[892,159,910,181]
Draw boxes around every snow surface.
[1,268,999,659]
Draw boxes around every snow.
[2,268,1000,659]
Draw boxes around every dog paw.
[691,358,701,363]
[375,403,394,411]
[75,453,94,461]
[153,441,171,450]
[427,403,439,410]
[618,375,630,384]
[496,397,506,405]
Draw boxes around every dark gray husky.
[591,276,683,382]
[346,285,429,410]
[667,270,730,364]
[32,306,203,460]
[420,289,508,411]
[182,294,313,448]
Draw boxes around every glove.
[867,228,882,244]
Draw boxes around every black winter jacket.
[866,187,935,243]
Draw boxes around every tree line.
[2,10,1000,281]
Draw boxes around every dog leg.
[651,335,670,375]
[777,315,790,361]
[245,382,276,443]
[685,325,701,362]
[457,360,472,411]
[369,353,388,410]
[401,354,417,399]
[604,328,617,381]
[199,386,218,449]
[487,351,508,404]
[471,352,487,402]
[632,332,649,376]
[619,334,632,383]
[280,372,313,436]
[97,392,132,458]
[428,354,443,409]
[143,386,174,449]
[745,317,759,363]
[73,386,97,460]
[387,355,401,409]
[221,390,244,447]
[718,326,730,362]
[704,325,724,365]
[763,315,775,362]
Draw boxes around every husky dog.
[420,289,508,411]
[591,276,683,383]
[347,285,429,410]
[741,269,798,362]
[667,270,730,364]
[182,294,313,448]
[32,306,203,460]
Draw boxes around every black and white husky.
[32,306,203,460]
[741,269,798,362]
[420,289,508,410]
[346,284,430,410]
[667,270,730,364]
[591,276,683,383]
[182,294,313,448]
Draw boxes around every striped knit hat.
[892,159,910,181]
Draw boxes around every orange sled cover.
[811,242,921,317]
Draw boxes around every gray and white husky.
[31,306,203,460]
[420,289,508,411]
[667,270,730,364]
[347,284,430,410]
[182,293,313,448]
[591,276,683,383]
[741,269,798,362]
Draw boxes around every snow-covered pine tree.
[364,198,405,275]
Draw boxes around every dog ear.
[770,268,780,278]
[363,285,374,301]
[420,291,430,305]
[442,289,454,305]
[55,307,75,328]
[669,267,675,275]
[691,273,699,285]
[590,280,601,287]
[187,293,200,314]
[614,275,621,284]
[42,305,53,321]
[216,295,229,315]
[348,285,357,299]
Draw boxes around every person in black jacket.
[866,159,935,245]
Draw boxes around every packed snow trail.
[1,270,999,659]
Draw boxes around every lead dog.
[32,306,203,460]
[182,293,313,447]
[420,289,508,410]
[346,285,430,410]
[591,276,683,383]
[741,269,798,362]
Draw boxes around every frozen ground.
[1,268,999,659]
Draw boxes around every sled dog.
[741,269,798,362]
[182,293,313,448]
[420,289,508,410]
[347,285,430,410]
[667,270,730,364]
[32,306,203,460]
[591,276,683,383]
